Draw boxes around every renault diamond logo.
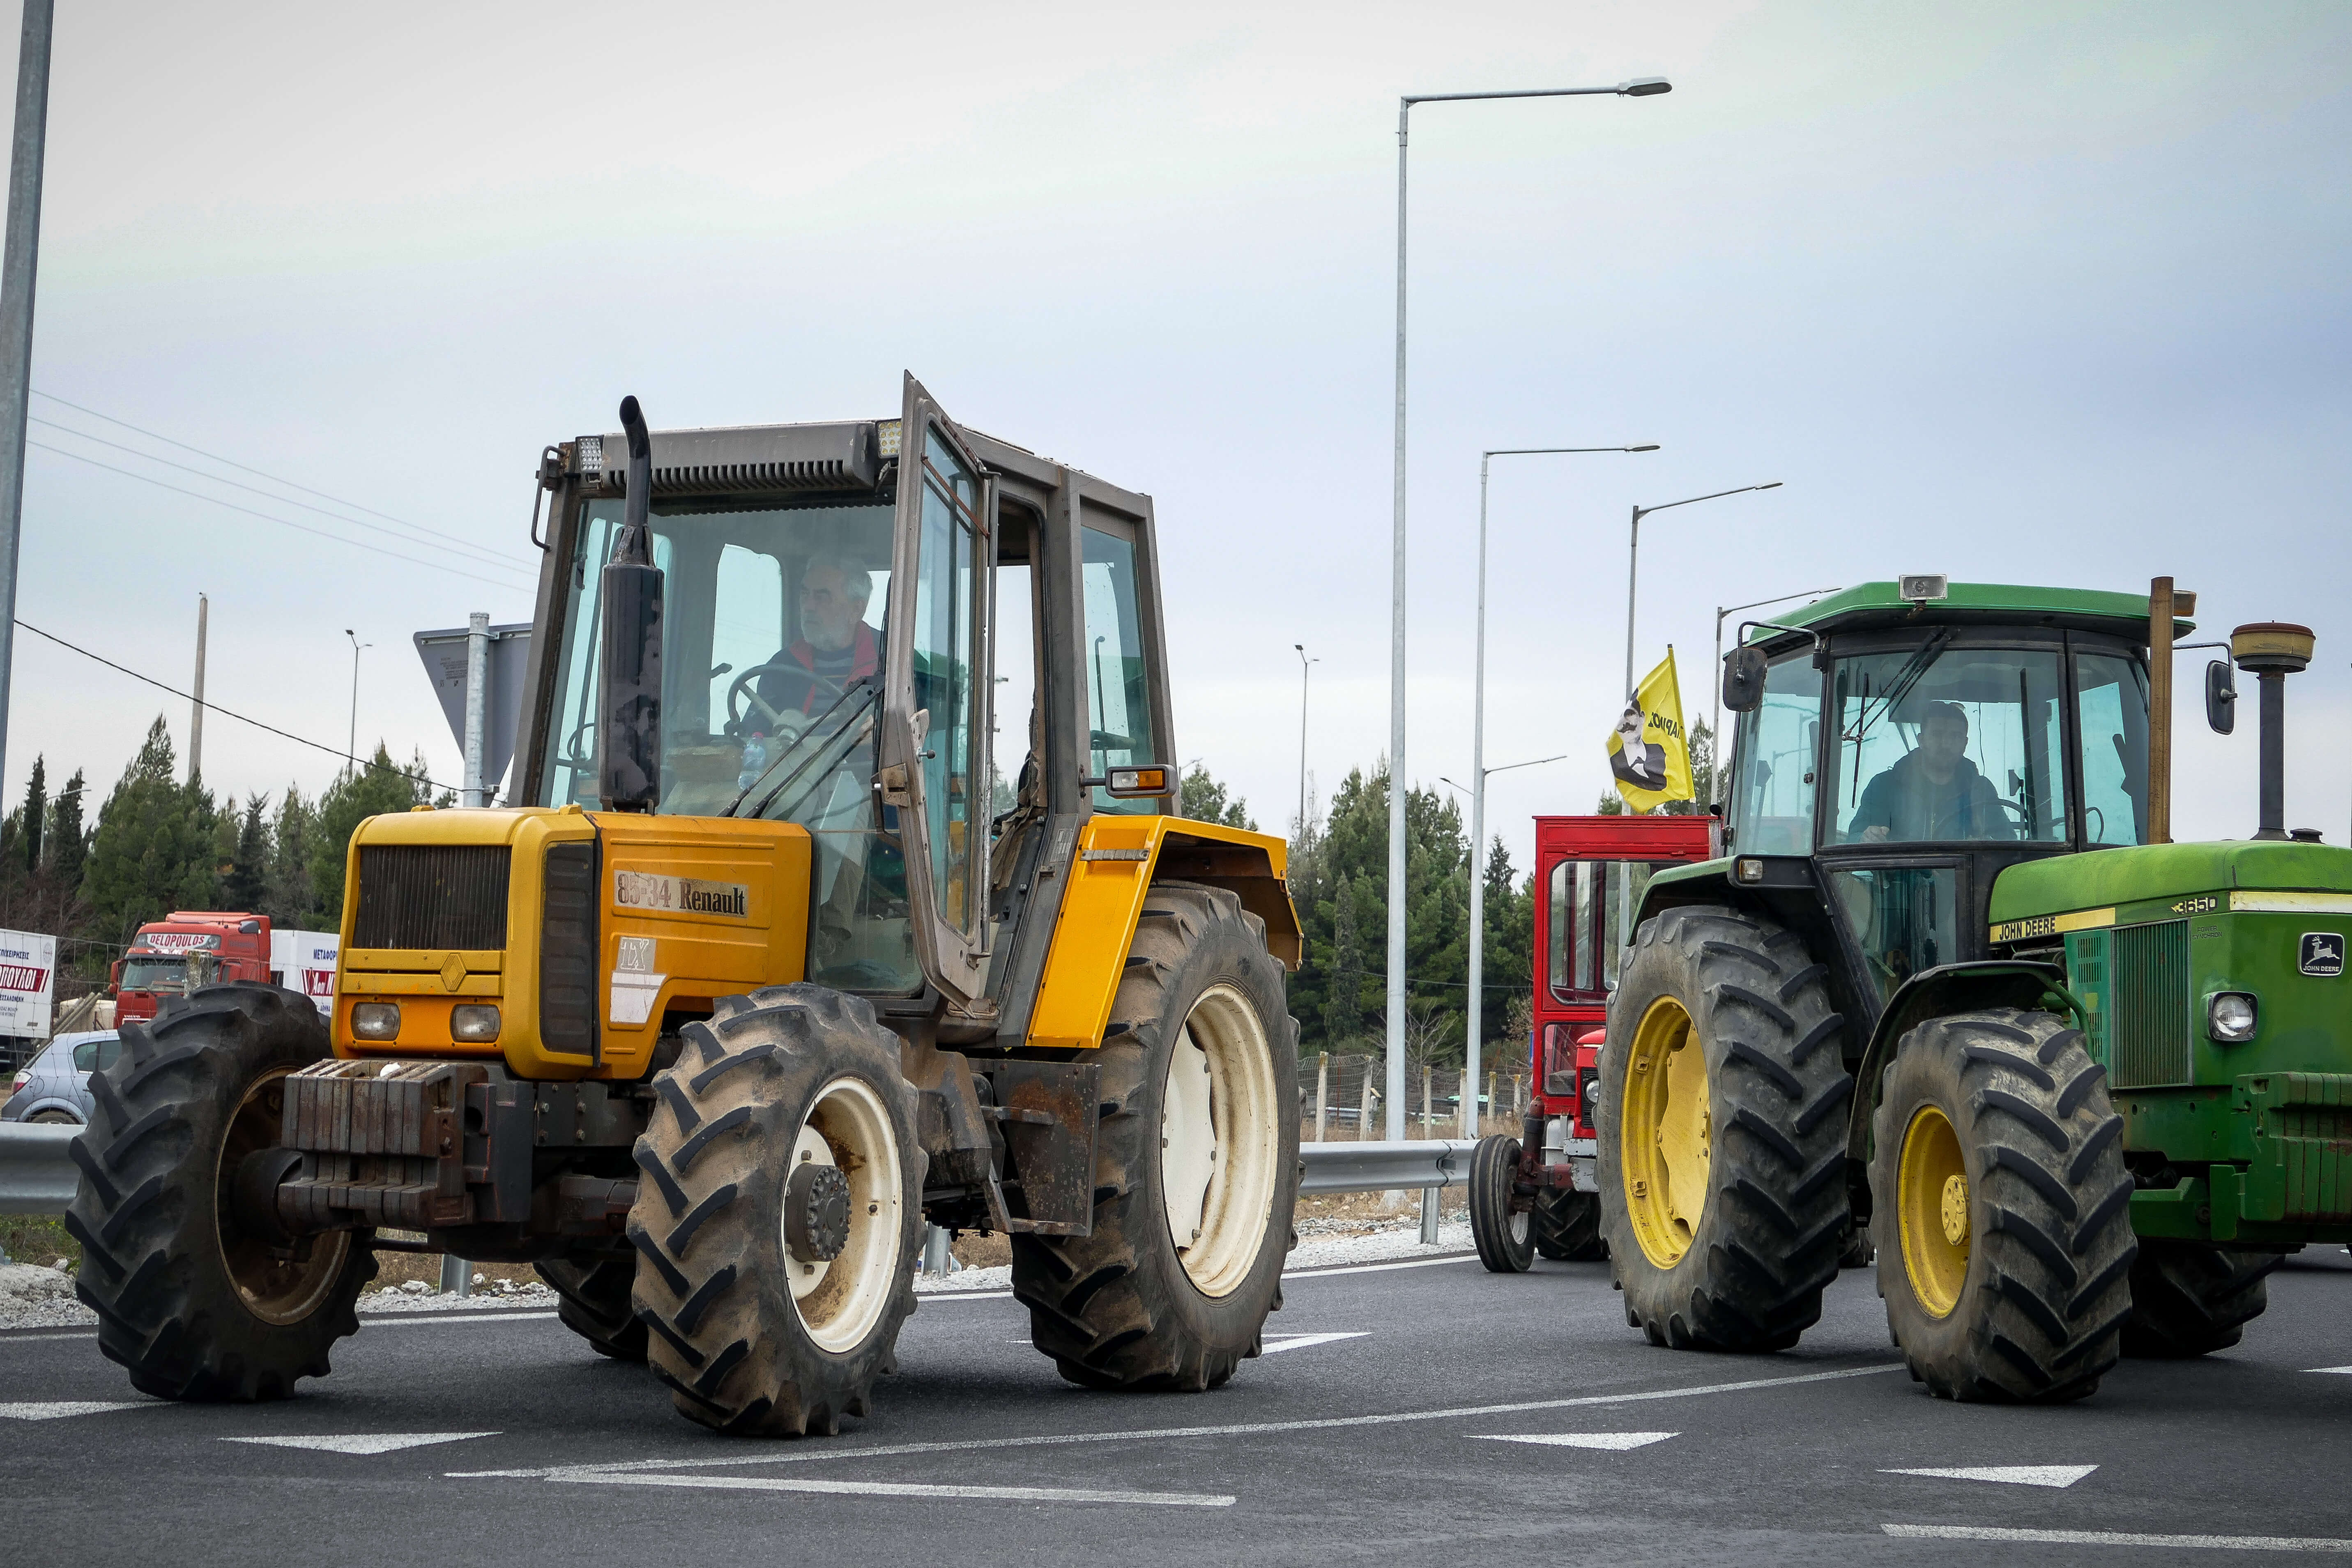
[2301,932,2345,978]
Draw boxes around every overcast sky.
[0,0,2345,875]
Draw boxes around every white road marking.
[0,1400,155,1421]
[1477,1432,1676,1451]
[1883,1464,2098,1489]
[1283,1255,1478,1280]
[225,1431,499,1455]
[367,1312,556,1329]
[0,1331,97,1344]
[1883,1524,2352,1552]
[557,1471,1233,1508]
[1260,1332,1369,1355]
[2304,1365,2352,1375]
[450,1362,1899,1480]
[920,1291,1013,1303]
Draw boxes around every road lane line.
[1883,1524,2352,1552]
[367,1312,557,1328]
[0,1400,157,1420]
[1882,1464,2096,1488]
[555,1472,1234,1508]
[918,1253,1479,1305]
[1478,1432,1676,1451]
[226,1431,498,1455]
[449,1361,1901,1480]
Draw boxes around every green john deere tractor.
[1596,576,2348,1401]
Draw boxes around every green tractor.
[1597,576,2348,1400]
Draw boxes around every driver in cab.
[755,557,879,729]
[1848,701,2012,843]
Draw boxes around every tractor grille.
[352,846,510,951]
[538,841,599,1059]
[2110,919,2191,1089]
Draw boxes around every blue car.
[2,1031,120,1124]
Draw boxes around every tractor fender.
[1843,959,2072,1171]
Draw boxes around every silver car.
[2,1031,121,1124]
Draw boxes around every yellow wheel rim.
[1620,995,1712,1269]
[1897,1104,1969,1319]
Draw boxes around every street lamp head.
[1617,77,1673,96]
[1759,481,1784,490]
[1629,444,1661,452]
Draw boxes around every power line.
[28,440,534,592]
[31,387,515,559]
[14,618,451,792]
[29,414,532,573]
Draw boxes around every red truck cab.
[1470,815,1713,1269]
[111,912,272,1027]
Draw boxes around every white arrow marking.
[1883,1464,2098,1489]
[559,1472,1233,1507]
[225,1432,499,1455]
[1259,1332,1369,1355]
[1885,1524,2352,1551]
[2304,1365,2352,1375]
[0,1400,155,1421]
[1477,1432,1678,1451]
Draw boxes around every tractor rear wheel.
[1870,1009,2136,1402]
[1597,905,1853,1350]
[1013,883,1298,1391]
[538,1258,647,1361]
[1469,1135,1534,1273]
[1532,1190,1606,1262]
[628,985,922,1436]
[2120,1241,2278,1358]
[66,983,373,1401]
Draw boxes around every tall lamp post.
[1293,643,1317,836]
[1384,73,1670,1140]
[1710,585,1841,800]
[1458,442,1656,1137]
[344,629,370,777]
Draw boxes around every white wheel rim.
[783,1075,902,1353]
[1160,982,1280,1299]
[1508,1209,1530,1247]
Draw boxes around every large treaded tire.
[67,983,373,1402]
[1597,905,1853,1351]
[1013,883,1298,1391]
[2121,1241,2278,1358]
[628,985,922,1436]
[537,1258,648,1361]
[1532,1190,1606,1262]
[1469,1135,1534,1273]
[1871,1008,2136,1403]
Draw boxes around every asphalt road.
[4,1246,2350,1565]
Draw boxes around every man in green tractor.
[1594,578,2349,1405]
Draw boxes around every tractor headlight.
[451,1004,502,1043]
[351,1002,402,1041]
[2206,992,2258,1043]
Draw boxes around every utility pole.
[188,593,207,783]
[462,611,489,808]
[1293,643,1316,837]
[0,0,53,801]
[344,629,369,776]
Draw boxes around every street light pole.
[344,629,370,777]
[1293,643,1317,837]
[1386,74,1668,1141]
[1710,585,1841,800]
[1463,443,1655,1137]
[0,0,54,804]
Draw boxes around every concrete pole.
[1384,99,1413,1144]
[0,0,53,801]
[462,611,489,808]
[1463,457,1489,1139]
[1313,1052,1328,1143]
[188,594,207,783]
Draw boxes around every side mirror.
[598,395,665,811]
[2205,659,2237,735]
[1721,645,1768,714]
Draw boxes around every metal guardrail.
[0,1121,81,1216]
[1296,1138,1475,1195]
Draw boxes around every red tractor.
[1469,813,1713,1270]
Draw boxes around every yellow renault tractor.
[68,380,1302,1434]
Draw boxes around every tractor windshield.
[1832,645,2068,845]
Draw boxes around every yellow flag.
[1606,649,1694,813]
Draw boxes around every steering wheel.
[1993,796,2036,833]
[726,661,810,741]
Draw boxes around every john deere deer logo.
[2301,932,2345,978]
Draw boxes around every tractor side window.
[1830,865,1959,1002]
[1546,861,1574,999]
[912,429,985,937]
[2075,652,2149,846]
[709,544,783,738]
[1728,654,1821,855]
[1081,526,1160,815]
[1832,647,2066,845]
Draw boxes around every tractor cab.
[1716,579,2159,1017]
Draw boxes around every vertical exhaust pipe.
[2230,622,2314,842]
[2148,577,2176,844]
[598,396,663,811]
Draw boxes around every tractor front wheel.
[2121,1241,2278,1358]
[1870,1009,2136,1402]
[1469,1135,1534,1273]
[1013,883,1298,1390]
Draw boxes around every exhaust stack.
[598,396,663,812]
[2230,622,2315,842]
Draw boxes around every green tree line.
[0,714,444,982]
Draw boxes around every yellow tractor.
[68,380,1302,1434]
